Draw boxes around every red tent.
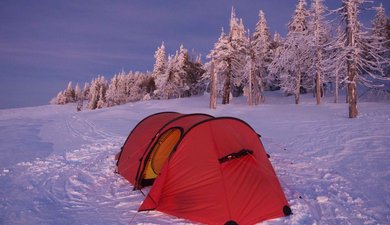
[116,112,291,224]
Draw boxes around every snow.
[1,91,389,224]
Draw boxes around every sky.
[1,0,389,109]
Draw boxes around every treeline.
[51,44,205,110]
[51,0,390,117]
[205,0,389,118]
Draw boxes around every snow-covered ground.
[0,91,389,225]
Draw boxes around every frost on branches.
[335,0,390,118]
[51,43,204,111]
[50,72,155,111]
[251,10,273,104]
[269,0,313,104]
[371,4,390,79]
[153,44,204,99]
[50,1,389,114]
[88,76,108,110]
[50,81,82,105]
[207,7,249,105]
[153,42,166,80]
[309,0,332,105]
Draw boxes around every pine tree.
[65,81,75,103]
[82,82,90,100]
[88,78,99,110]
[153,42,166,79]
[139,71,155,98]
[185,55,206,96]
[208,7,248,105]
[207,29,232,102]
[330,26,348,103]
[88,76,108,110]
[106,74,125,107]
[310,0,331,104]
[96,86,106,109]
[243,45,256,105]
[252,10,272,104]
[229,9,249,101]
[269,0,313,104]
[50,91,66,105]
[176,45,191,97]
[153,43,169,98]
[268,32,284,90]
[154,54,171,99]
[372,4,390,77]
[128,72,146,102]
[336,0,390,118]
[74,83,82,102]
[160,53,185,99]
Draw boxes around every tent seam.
[210,123,233,221]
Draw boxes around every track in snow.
[1,117,194,224]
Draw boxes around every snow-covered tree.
[207,7,248,105]
[209,61,217,109]
[153,42,166,79]
[229,9,249,100]
[309,0,331,104]
[88,76,108,110]
[106,74,127,107]
[329,26,348,103]
[50,81,79,105]
[74,83,82,102]
[207,29,232,101]
[164,54,181,99]
[153,44,169,98]
[139,71,155,98]
[371,4,390,77]
[128,72,147,101]
[252,10,272,104]
[268,32,284,90]
[65,81,75,103]
[243,46,256,105]
[155,51,188,99]
[82,82,90,100]
[184,55,206,96]
[174,45,190,96]
[96,85,107,109]
[269,0,313,104]
[336,0,390,118]
[50,91,66,105]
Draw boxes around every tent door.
[141,128,181,186]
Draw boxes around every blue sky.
[0,0,389,109]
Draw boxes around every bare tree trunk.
[347,63,358,118]
[295,65,301,104]
[346,14,358,118]
[295,89,300,104]
[253,69,260,105]
[334,65,339,103]
[222,58,232,104]
[315,51,322,105]
[258,74,265,104]
[209,61,217,109]
[248,60,253,106]
[315,73,321,104]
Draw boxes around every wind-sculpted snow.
[0,92,389,224]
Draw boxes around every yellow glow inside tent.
[143,128,181,179]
